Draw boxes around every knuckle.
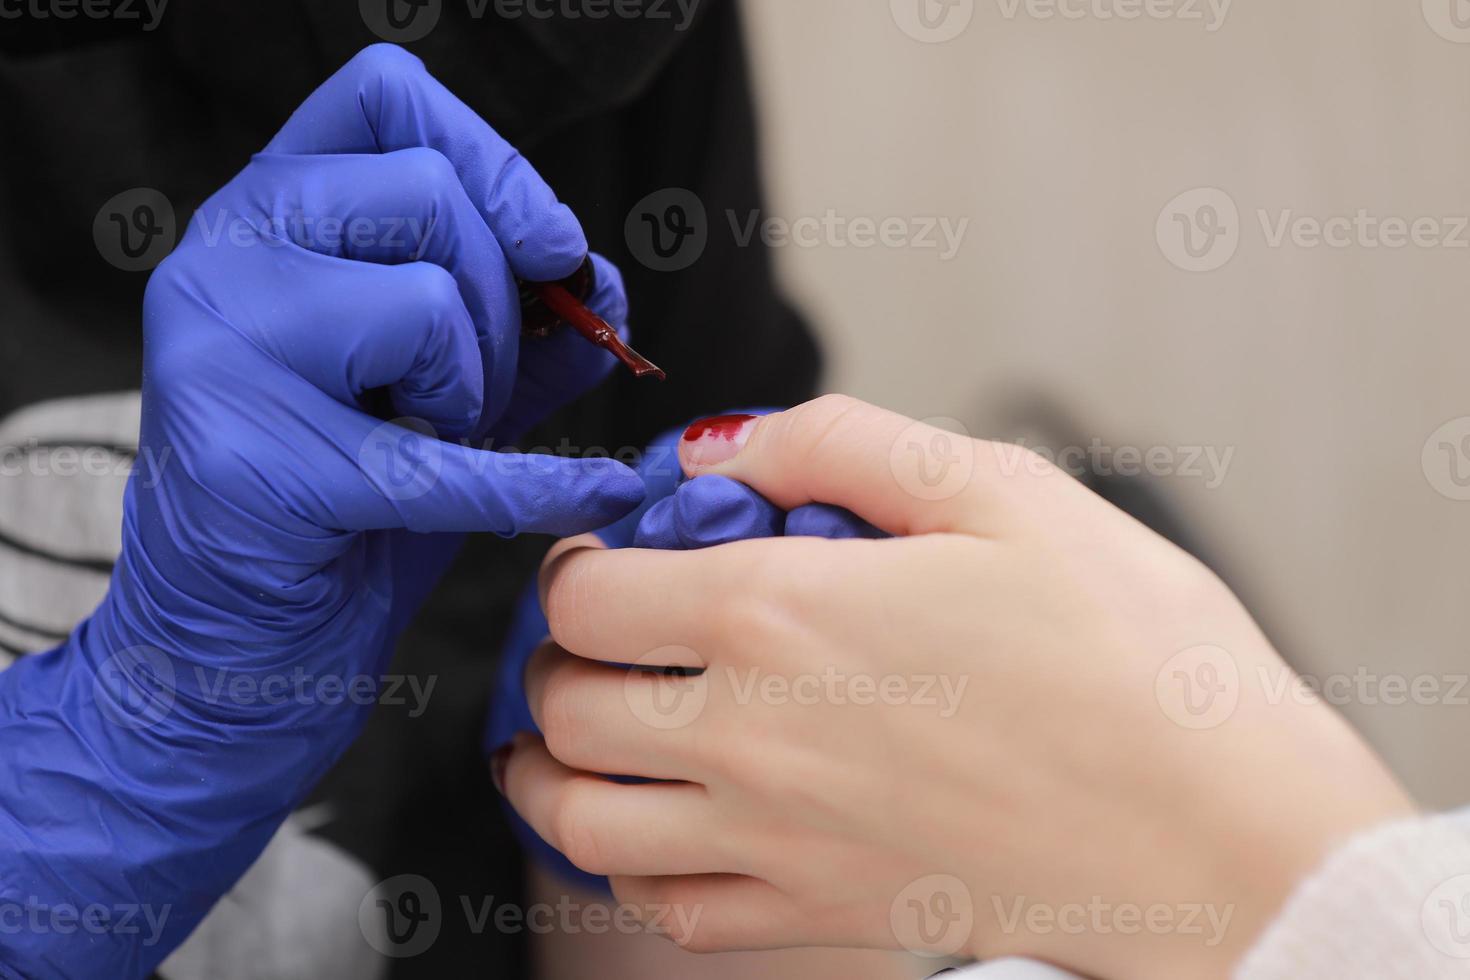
[393,145,459,191]
[670,919,732,954]
[718,547,802,629]
[774,393,867,464]
[708,728,774,786]
[401,262,461,317]
[542,554,596,653]
[800,393,866,436]
[804,391,863,419]
[346,43,425,85]
[536,669,586,765]
[189,438,257,495]
[703,587,769,644]
[142,264,199,375]
[607,875,652,909]
[760,547,823,613]
[552,784,609,874]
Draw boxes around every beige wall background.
[740,0,1470,807]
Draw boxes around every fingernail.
[681,414,757,468]
[490,745,512,795]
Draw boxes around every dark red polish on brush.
[683,414,757,442]
[518,258,666,381]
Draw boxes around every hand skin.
[496,394,1417,980]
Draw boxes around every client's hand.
[497,395,1415,980]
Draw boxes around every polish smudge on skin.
[683,415,757,443]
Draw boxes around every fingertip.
[537,533,607,617]
[388,382,483,443]
[633,497,683,551]
[523,457,646,538]
[677,414,761,474]
[672,476,782,548]
[500,198,588,282]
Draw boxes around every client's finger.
[523,641,704,781]
[677,394,1030,537]
[499,735,744,878]
[608,874,810,952]
[537,538,786,666]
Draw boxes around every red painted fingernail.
[490,745,512,795]
[681,414,757,468]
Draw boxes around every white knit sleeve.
[1235,809,1470,979]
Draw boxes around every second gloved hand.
[0,44,642,980]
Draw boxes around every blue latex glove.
[632,475,784,550]
[0,45,643,980]
[485,415,886,889]
[782,502,886,541]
